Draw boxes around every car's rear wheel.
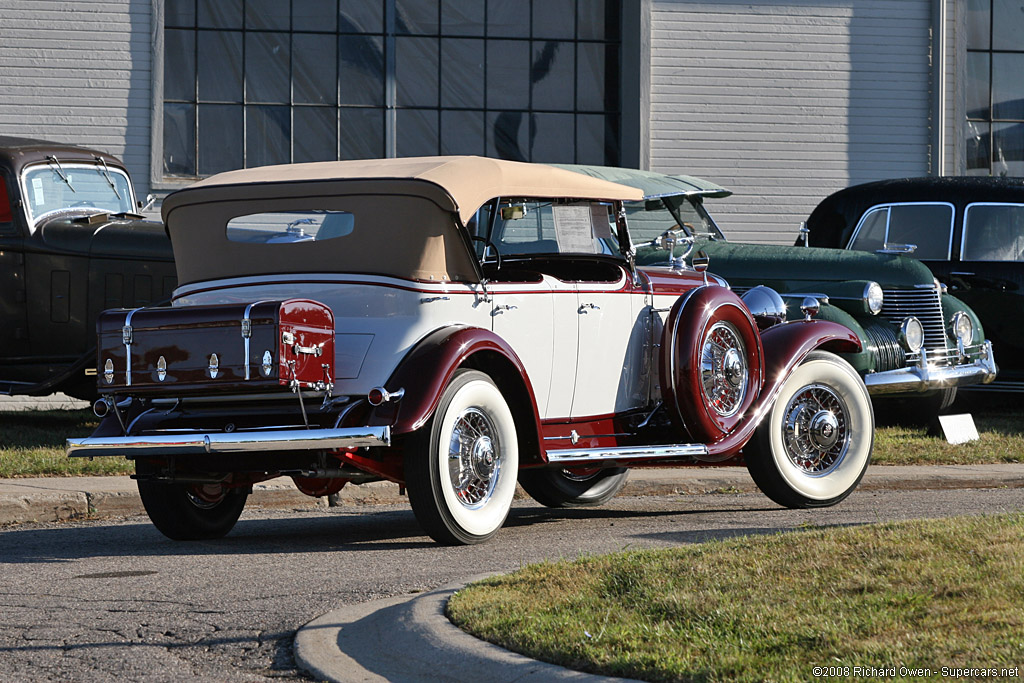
[404,369,518,545]
[518,467,629,508]
[136,472,248,540]
[746,351,873,508]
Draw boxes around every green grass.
[448,514,1024,682]
[0,400,1020,477]
[0,409,133,477]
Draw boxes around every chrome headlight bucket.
[864,281,884,315]
[948,311,973,347]
[740,285,787,330]
[899,317,925,353]
[700,321,748,417]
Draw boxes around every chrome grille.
[880,287,947,352]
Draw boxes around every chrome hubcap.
[447,408,501,508]
[701,322,748,417]
[783,384,849,475]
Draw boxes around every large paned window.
[965,0,1024,176]
[161,0,621,180]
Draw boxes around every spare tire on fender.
[660,285,764,445]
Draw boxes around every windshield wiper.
[94,156,122,200]
[46,156,76,193]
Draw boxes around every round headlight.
[949,311,973,347]
[865,282,884,315]
[899,317,925,354]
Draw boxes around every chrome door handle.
[492,304,518,314]
[419,296,450,304]
[578,303,601,313]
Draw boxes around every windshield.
[487,199,621,257]
[627,195,724,264]
[22,161,134,225]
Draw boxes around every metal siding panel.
[0,0,152,197]
[649,0,932,244]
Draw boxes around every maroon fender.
[367,325,543,443]
[661,285,765,442]
[702,319,861,458]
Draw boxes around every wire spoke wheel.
[700,321,748,418]
[447,407,501,509]
[781,384,849,475]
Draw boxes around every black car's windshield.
[22,162,134,226]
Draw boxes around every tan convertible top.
[162,156,644,225]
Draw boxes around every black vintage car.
[0,136,176,399]
[803,176,1024,390]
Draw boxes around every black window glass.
[339,0,384,33]
[578,43,616,112]
[165,0,195,28]
[294,33,337,104]
[441,0,483,35]
[198,31,243,102]
[966,121,991,175]
[441,110,485,155]
[489,0,530,38]
[396,109,440,157]
[294,0,337,33]
[577,114,616,166]
[197,104,243,175]
[993,122,1024,176]
[967,0,991,49]
[164,29,195,101]
[246,32,291,103]
[487,40,530,110]
[993,0,1024,50]
[396,37,439,107]
[441,38,484,108]
[247,105,291,167]
[164,103,196,175]
[488,111,528,161]
[887,204,953,259]
[340,35,385,105]
[247,0,291,30]
[966,52,990,120]
[963,204,1024,261]
[340,108,385,159]
[992,53,1024,120]
[295,107,338,162]
[531,41,574,111]
[578,0,610,40]
[198,0,242,29]
[396,0,438,35]
[849,208,888,252]
[533,0,575,40]
[530,113,574,162]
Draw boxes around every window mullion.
[385,0,397,158]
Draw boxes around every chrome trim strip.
[546,443,709,463]
[122,307,145,387]
[66,426,390,458]
[241,300,274,381]
[864,341,997,395]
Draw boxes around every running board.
[546,443,709,464]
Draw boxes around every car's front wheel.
[518,467,628,508]
[137,475,248,540]
[404,369,519,545]
[746,351,873,508]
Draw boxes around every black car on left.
[0,136,176,399]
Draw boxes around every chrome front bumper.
[864,341,997,395]
[66,426,391,458]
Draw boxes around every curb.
[294,575,642,682]
[2,464,1022,526]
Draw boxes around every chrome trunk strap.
[122,307,145,386]
[241,301,273,381]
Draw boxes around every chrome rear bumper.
[66,426,390,458]
[864,341,997,395]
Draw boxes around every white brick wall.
[649,0,934,244]
[0,0,153,197]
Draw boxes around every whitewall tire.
[404,369,519,545]
[746,351,873,508]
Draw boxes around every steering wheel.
[471,235,502,271]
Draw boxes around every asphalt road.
[1,487,1021,682]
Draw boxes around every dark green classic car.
[0,136,176,399]
[560,166,997,420]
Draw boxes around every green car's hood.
[693,241,935,290]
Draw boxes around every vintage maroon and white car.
[67,157,873,545]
